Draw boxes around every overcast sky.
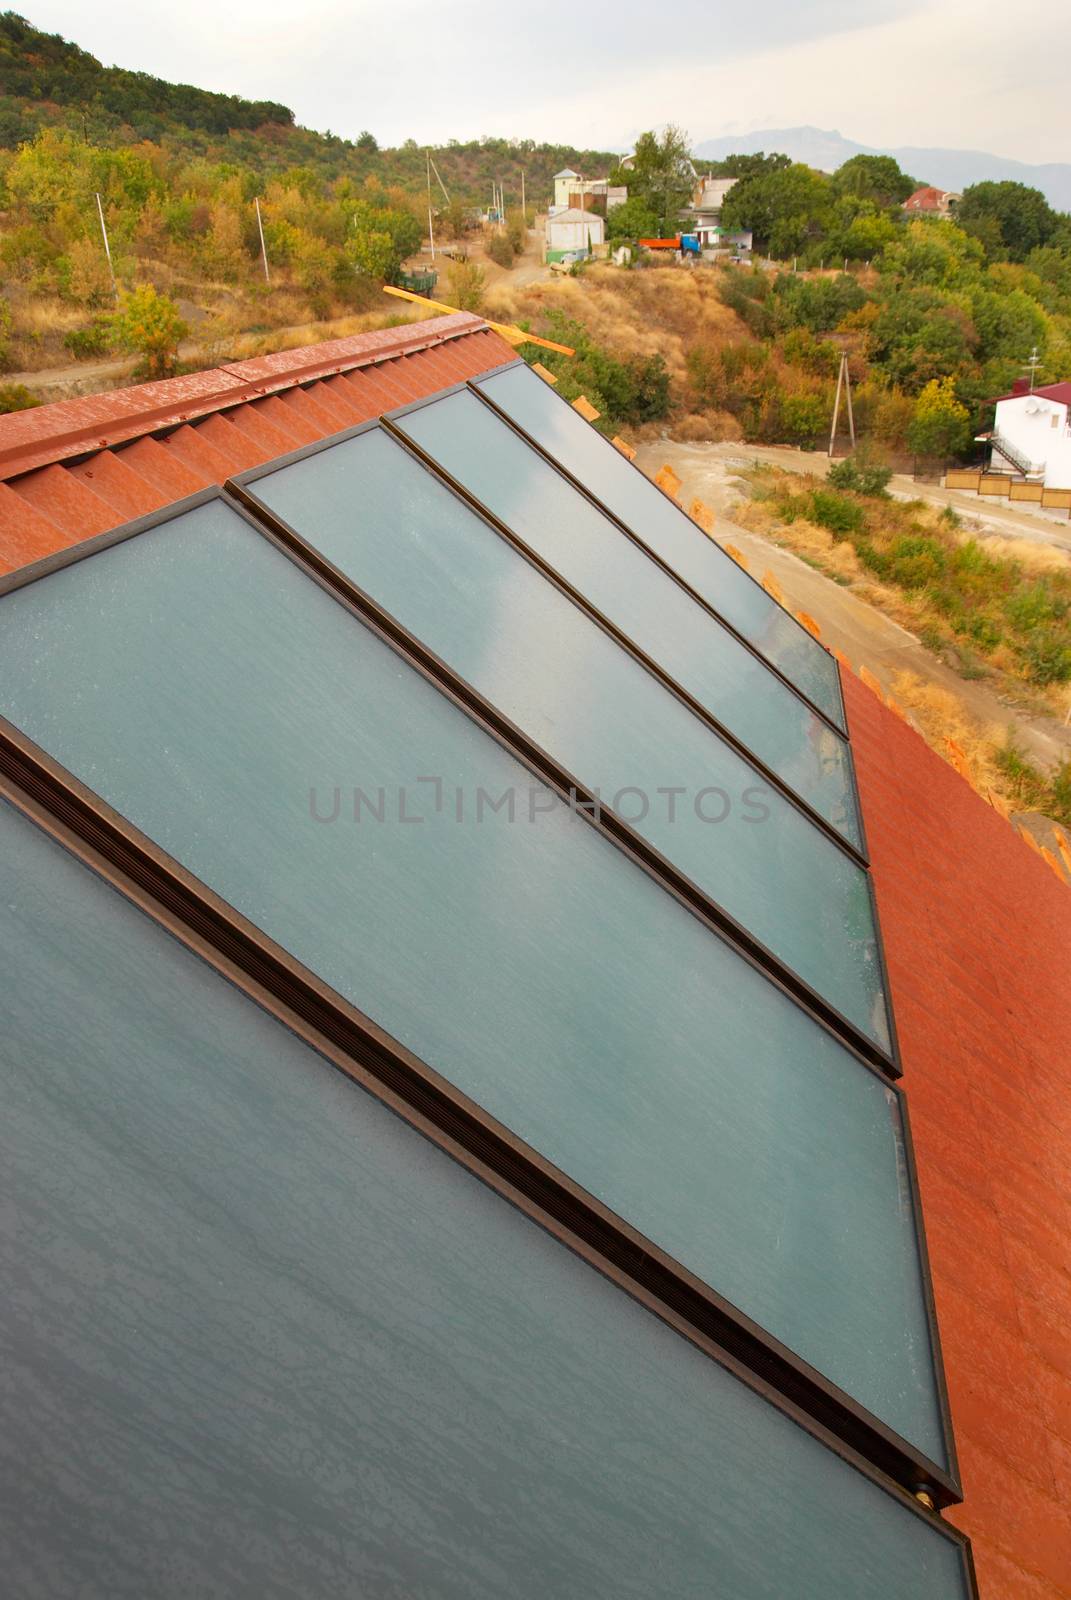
[22,0,1069,164]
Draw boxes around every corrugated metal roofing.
[0,313,515,575]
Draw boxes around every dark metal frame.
[470,357,850,733]
[230,420,896,1073]
[384,375,871,872]
[372,386,901,1073]
[0,486,961,1513]
[378,399,869,858]
[0,747,976,1596]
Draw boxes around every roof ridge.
[0,312,486,481]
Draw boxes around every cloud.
[20,0,1069,163]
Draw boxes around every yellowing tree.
[907,376,972,459]
[110,285,188,378]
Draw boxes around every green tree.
[708,151,790,181]
[876,218,984,286]
[606,194,660,241]
[441,196,469,240]
[907,376,972,458]
[832,154,915,209]
[625,125,695,236]
[772,271,866,332]
[720,163,834,258]
[956,181,1059,262]
[108,284,188,377]
[870,288,978,389]
[969,287,1048,362]
[446,258,485,312]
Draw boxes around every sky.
[20,0,1070,165]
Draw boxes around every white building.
[551,169,582,210]
[550,170,626,216]
[985,381,1071,488]
[687,175,752,256]
[545,207,606,262]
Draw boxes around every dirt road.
[634,437,1071,773]
[675,439,1071,551]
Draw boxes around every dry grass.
[669,409,743,443]
[740,465,1071,715]
[888,670,1071,827]
[488,263,742,390]
[888,672,1003,788]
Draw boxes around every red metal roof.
[0,313,516,575]
[990,381,1071,409]
[845,669,1071,1599]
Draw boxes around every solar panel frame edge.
[236,412,871,868]
[469,357,850,735]
[0,704,965,1521]
[228,464,893,1066]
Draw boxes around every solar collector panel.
[474,361,846,728]
[0,499,946,1468]
[0,798,972,1600]
[242,424,890,1053]
[391,388,863,850]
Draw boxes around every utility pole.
[828,351,856,457]
[95,193,118,302]
[254,197,270,284]
[521,169,526,221]
[426,151,436,261]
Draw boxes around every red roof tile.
[0,314,515,571]
[844,669,1071,1599]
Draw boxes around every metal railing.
[990,429,1044,478]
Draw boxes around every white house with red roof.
[985,377,1071,487]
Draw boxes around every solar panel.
[391,389,862,849]
[0,497,946,1470]
[474,360,846,728]
[242,424,889,1052]
[0,798,972,1600]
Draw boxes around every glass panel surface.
[394,390,860,846]
[250,427,888,1049]
[475,362,845,727]
[0,801,968,1600]
[0,501,944,1465]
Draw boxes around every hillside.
[0,13,616,201]
[694,127,1071,212]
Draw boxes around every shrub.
[1005,581,1067,631]
[64,320,111,359]
[809,488,865,534]
[487,231,514,268]
[446,258,486,312]
[0,382,39,412]
[780,392,828,447]
[827,453,892,496]
[109,284,188,378]
[885,534,946,588]
[1018,629,1071,684]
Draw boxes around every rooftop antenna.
[1024,346,1043,392]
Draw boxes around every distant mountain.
[692,126,1071,212]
